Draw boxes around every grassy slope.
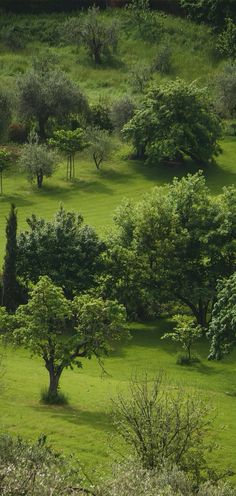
[1,322,236,479]
[0,10,235,480]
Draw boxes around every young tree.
[2,204,18,313]
[80,6,119,65]
[16,206,105,297]
[19,132,58,188]
[49,128,88,180]
[113,374,212,481]
[0,149,11,195]
[88,128,112,170]
[162,315,202,363]
[208,273,236,360]
[18,58,88,139]
[215,64,236,118]
[10,276,128,401]
[123,79,222,164]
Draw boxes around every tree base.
[40,388,68,405]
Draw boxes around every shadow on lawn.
[0,194,35,207]
[31,404,113,432]
[35,179,114,197]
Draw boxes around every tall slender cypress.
[2,204,18,312]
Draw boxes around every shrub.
[89,100,113,132]
[1,25,26,50]
[110,95,135,131]
[215,64,236,118]
[8,123,29,144]
[152,44,173,74]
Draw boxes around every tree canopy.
[123,79,222,164]
[16,206,105,297]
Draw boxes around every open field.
[1,320,236,479]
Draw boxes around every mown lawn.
[1,320,236,481]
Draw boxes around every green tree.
[126,0,161,42]
[19,131,58,188]
[88,128,112,170]
[162,314,202,363]
[16,206,105,297]
[11,276,127,401]
[18,58,87,139]
[208,273,236,360]
[0,89,11,142]
[49,128,88,180]
[217,18,236,60]
[2,204,18,313]
[111,173,236,326]
[123,79,222,164]
[180,0,236,29]
[215,64,236,118]
[80,6,119,65]
[0,149,11,195]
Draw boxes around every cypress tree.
[2,204,18,312]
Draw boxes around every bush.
[8,123,29,144]
[110,95,135,131]
[152,44,173,74]
[215,64,236,118]
[1,25,27,50]
[89,100,113,132]
[40,388,69,405]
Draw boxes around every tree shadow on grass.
[0,194,35,207]
[31,404,113,432]
[34,179,114,198]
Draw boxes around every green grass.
[1,320,236,480]
[0,137,235,261]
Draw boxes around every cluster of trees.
[0,171,235,401]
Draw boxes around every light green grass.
[0,137,235,261]
[1,321,236,480]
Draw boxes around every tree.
[162,314,202,363]
[217,18,236,61]
[19,131,58,188]
[2,204,18,313]
[180,0,236,29]
[123,80,222,164]
[11,276,127,401]
[208,273,236,360]
[80,6,119,65]
[16,206,105,297]
[0,89,11,142]
[215,64,236,118]
[125,0,161,42]
[110,95,135,132]
[110,172,236,326]
[49,128,88,180]
[0,149,11,195]
[18,57,88,139]
[88,128,112,170]
[113,374,213,482]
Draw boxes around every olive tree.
[19,132,58,188]
[88,128,112,170]
[9,276,128,402]
[18,58,88,139]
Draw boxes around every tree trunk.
[36,169,43,188]
[48,370,61,397]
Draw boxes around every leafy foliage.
[88,128,112,170]
[8,276,128,400]
[180,0,236,29]
[16,206,105,297]
[215,64,236,118]
[2,204,18,313]
[81,6,119,65]
[49,128,88,180]
[0,89,11,142]
[217,18,236,60]
[123,79,222,164]
[162,314,202,363]
[208,273,236,360]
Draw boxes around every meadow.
[0,7,236,484]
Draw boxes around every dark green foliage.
[110,95,135,131]
[1,25,27,50]
[180,0,236,29]
[123,79,222,164]
[126,0,162,42]
[215,65,236,118]
[208,273,236,360]
[2,204,18,313]
[16,206,105,297]
[152,44,173,74]
[89,101,113,132]
[0,89,11,143]
[217,18,236,61]
[110,173,236,325]
[40,388,69,405]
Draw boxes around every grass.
[0,137,235,261]
[1,320,236,480]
